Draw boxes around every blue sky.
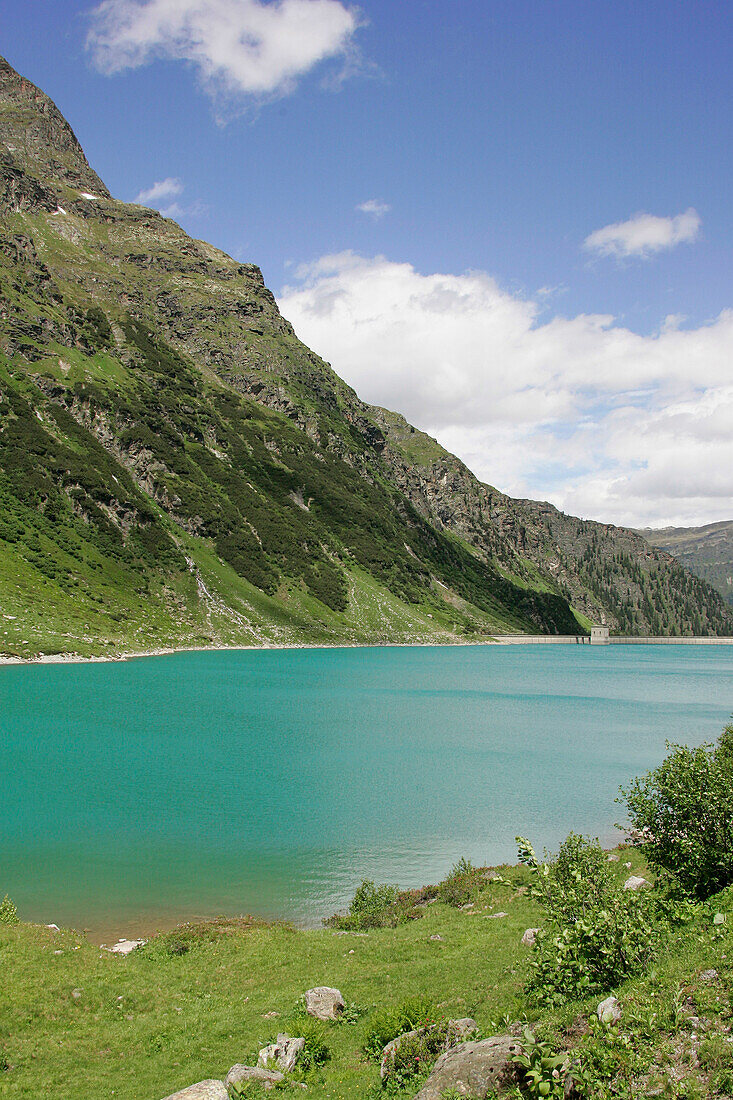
[3,1,732,526]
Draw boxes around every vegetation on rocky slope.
[641,522,733,608]
[1,53,730,656]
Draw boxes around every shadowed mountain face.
[1,55,730,657]
[641,522,733,607]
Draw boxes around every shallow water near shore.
[2,643,732,939]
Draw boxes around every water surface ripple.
[2,644,732,936]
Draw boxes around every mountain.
[640,522,733,607]
[1,56,730,658]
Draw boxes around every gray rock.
[521,927,539,947]
[106,938,146,955]
[484,912,508,920]
[597,996,622,1025]
[380,1029,422,1080]
[452,1018,479,1040]
[606,854,620,863]
[430,934,444,941]
[700,968,719,983]
[258,1033,306,1073]
[304,985,344,1020]
[413,1035,520,1099]
[225,1065,285,1090]
[623,875,649,891]
[160,1081,228,1100]
[380,1020,477,1080]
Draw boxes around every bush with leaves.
[622,724,733,900]
[517,834,657,1005]
[379,1022,457,1093]
[296,1025,331,1071]
[325,879,434,930]
[324,880,400,931]
[436,857,483,908]
[512,1028,567,1099]
[0,895,18,925]
[363,996,438,1062]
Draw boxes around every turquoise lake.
[2,643,733,938]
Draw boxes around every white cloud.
[134,177,183,205]
[87,0,361,105]
[356,198,391,219]
[132,177,206,218]
[278,252,733,527]
[584,208,701,259]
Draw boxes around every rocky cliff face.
[641,521,733,608]
[0,56,108,199]
[0,54,730,656]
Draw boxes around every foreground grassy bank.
[3,845,733,1100]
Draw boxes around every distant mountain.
[640,522,733,607]
[1,55,730,658]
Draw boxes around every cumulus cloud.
[87,0,361,105]
[278,252,733,527]
[134,176,183,205]
[356,198,391,219]
[133,176,206,218]
[584,208,701,259]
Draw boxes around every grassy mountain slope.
[0,55,730,656]
[641,521,733,607]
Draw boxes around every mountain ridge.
[1,53,730,657]
[640,521,733,607]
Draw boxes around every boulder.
[160,1081,228,1100]
[107,938,146,955]
[225,1065,285,1090]
[597,996,622,1025]
[700,968,719,983]
[452,1018,479,1040]
[304,986,344,1020]
[380,1020,477,1081]
[258,1033,306,1073]
[413,1035,520,1099]
[521,927,539,947]
[623,876,649,891]
[606,854,620,863]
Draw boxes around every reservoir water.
[2,643,732,938]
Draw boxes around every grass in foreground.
[0,849,640,1099]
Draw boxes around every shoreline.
[22,828,628,946]
[0,637,499,667]
[3,633,733,666]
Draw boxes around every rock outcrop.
[160,1081,228,1100]
[413,1035,520,1099]
[304,986,345,1021]
[258,1034,305,1073]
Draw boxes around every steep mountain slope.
[0,56,730,657]
[641,522,733,607]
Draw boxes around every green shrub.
[363,996,438,1061]
[0,895,18,925]
[380,1023,454,1093]
[325,879,401,930]
[517,835,657,1005]
[296,1025,331,1070]
[512,1028,567,1099]
[622,725,733,900]
[436,857,482,909]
